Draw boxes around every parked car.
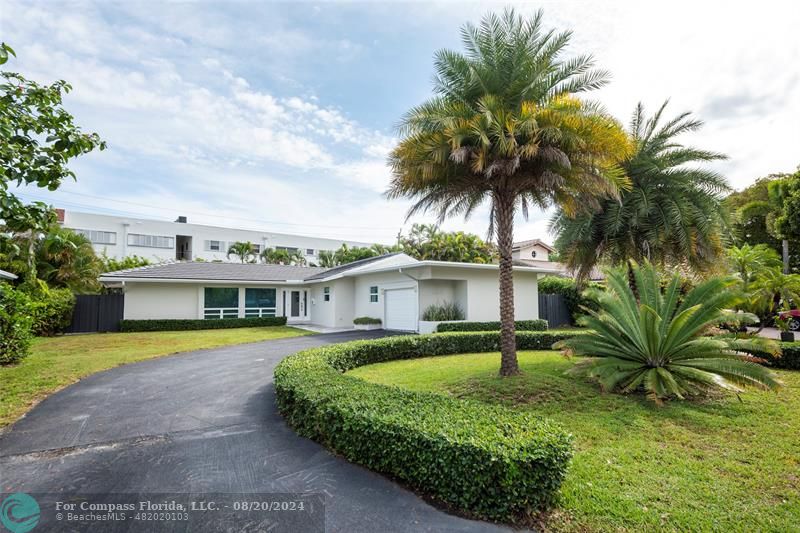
[779,310,800,331]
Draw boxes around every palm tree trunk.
[494,191,519,376]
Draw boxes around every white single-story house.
[99,253,561,332]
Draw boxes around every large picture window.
[204,287,239,319]
[245,288,277,317]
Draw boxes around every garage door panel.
[384,288,416,331]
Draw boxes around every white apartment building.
[58,209,375,264]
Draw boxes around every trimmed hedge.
[274,331,582,521]
[353,316,382,325]
[746,342,800,370]
[436,319,548,333]
[0,283,34,365]
[120,316,287,332]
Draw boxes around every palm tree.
[36,227,102,293]
[553,101,729,280]
[727,244,782,293]
[749,269,800,325]
[388,9,630,375]
[260,247,306,266]
[556,261,781,403]
[227,241,257,263]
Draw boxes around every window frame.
[323,286,331,302]
[128,233,174,249]
[369,285,379,303]
[73,229,117,245]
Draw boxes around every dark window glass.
[245,288,276,308]
[204,287,239,308]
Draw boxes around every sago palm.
[553,101,729,280]
[555,261,781,403]
[388,9,630,375]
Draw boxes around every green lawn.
[349,351,800,531]
[0,326,312,428]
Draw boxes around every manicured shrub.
[421,301,465,321]
[353,316,382,325]
[274,331,580,521]
[28,286,75,336]
[538,275,600,322]
[120,316,287,332]
[743,342,800,370]
[0,283,34,364]
[436,319,548,332]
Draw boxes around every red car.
[779,310,800,331]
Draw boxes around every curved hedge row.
[274,331,581,521]
[436,319,548,332]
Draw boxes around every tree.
[768,170,800,273]
[398,224,496,263]
[101,253,151,272]
[1,43,105,232]
[726,244,781,293]
[317,243,398,267]
[261,247,306,266]
[553,101,729,280]
[556,261,780,403]
[35,226,102,293]
[227,241,258,263]
[388,9,630,375]
[749,269,800,326]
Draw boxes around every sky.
[3,0,799,245]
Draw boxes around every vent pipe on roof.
[175,216,187,223]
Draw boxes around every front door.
[288,290,307,321]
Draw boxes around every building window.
[530,250,537,258]
[73,229,116,245]
[128,233,174,249]
[205,240,224,252]
[306,248,314,255]
[276,246,299,254]
[369,286,378,303]
[323,287,331,302]
[252,244,262,254]
[245,288,276,317]
[204,287,239,319]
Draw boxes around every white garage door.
[384,288,417,331]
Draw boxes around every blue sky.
[4,1,799,244]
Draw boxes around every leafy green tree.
[556,261,781,403]
[261,247,306,266]
[101,253,151,272]
[553,101,729,280]
[0,43,105,232]
[767,170,800,272]
[389,9,631,375]
[35,226,102,293]
[0,281,33,364]
[227,241,258,263]
[398,224,495,263]
[317,243,398,268]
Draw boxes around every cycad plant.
[556,261,781,403]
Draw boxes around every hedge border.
[746,342,800,370]
[120,316,287,332]
[274,331,582,521]
[436,319,548,333]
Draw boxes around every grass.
[349,351,800,532]
[0,326,312,428]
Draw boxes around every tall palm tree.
[388,9,630,375]
[553,101,729,280]
[260,247,306,266]
[227,241,257,263]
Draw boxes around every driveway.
[0,331,510,532]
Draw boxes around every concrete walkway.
[0,331,511,532]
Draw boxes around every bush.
[436,319,548,332]
[538,276,600,322]
[421,301,465,321]
[28,286,75,336]
[120,316,288,332]
[274,331,581,521]
[353,316,381,325]
[744,342,800,370]
[0,283,34,364]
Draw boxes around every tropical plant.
[0,281,33,364]
[316,243,398,268]
[727,244,782,292]
[388,9,630,375]
[421,302,465,321]
[398,223,496,263]
[748,269,800,325]
[555,261,781,403]
[101,253,151,272]
[260,247,306,266]
[553,101,729,280]
[1,44,105,233]
[36,226,103,292]
[227,241,258,263]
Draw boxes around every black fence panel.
[538,293,572,328]
[65,294,124,333]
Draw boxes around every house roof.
[100,262,327,282]
[0,269,18,281]
[304,253,405,281]
[512,239,555,252]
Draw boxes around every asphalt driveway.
[0,331,510,532]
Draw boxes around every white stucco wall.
[351,271,417,324]
[512,243,551,262]
[123,282,200,320]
